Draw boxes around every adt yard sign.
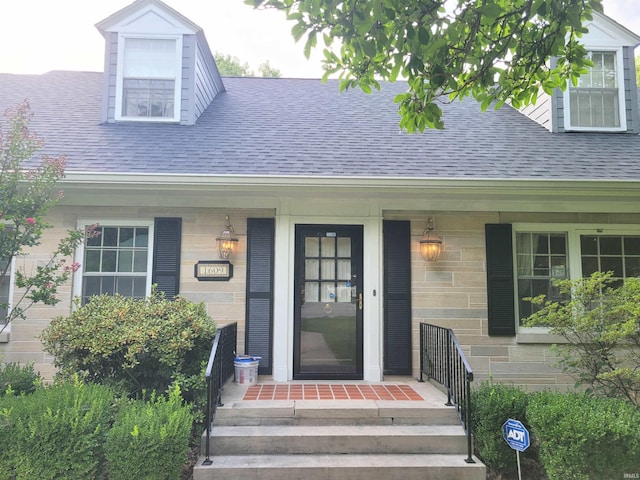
[502,419,530,452]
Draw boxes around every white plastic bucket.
[234,356,260,385]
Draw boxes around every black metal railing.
[202,322,237,465]
[419,322,475,464]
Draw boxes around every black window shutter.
[245,218,274,375]
[485,224,516,336]
[152,217,182,299]
[383,220,412,375]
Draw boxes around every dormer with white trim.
[519,11,640,133]
[96,0,224,125]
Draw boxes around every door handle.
[359,293,363,310]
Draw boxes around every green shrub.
[528,391,640,480]
[40,290,216,403]
[0,378,115,480]
[105,384,195,480]
[471,382,538,474]
[0,362,41,396]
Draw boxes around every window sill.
[516,331,569,344]
[0,326,10,343]
[115,116,180,124]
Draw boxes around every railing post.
[419,323,425,382]
[203,378,212,464]
[445,330,453,406]
[464,374,475,463]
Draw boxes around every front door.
[294,225,363,379]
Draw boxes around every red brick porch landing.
[243,383,424,401]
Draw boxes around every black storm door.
[294,225,364,380]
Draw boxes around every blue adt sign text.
[502,419,530,452]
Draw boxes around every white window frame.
[513,224,640,335]
[563,47,627,132]
[0,257,15,340]
[114,34,183,123]
[72,219,155,301]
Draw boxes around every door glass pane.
[305,238,319,257]
[321,283,335,302]
[337,237,351,257]
[305,260,319,280]
[321,237,335,257]
[337,260,351,280]
[321,260,335,280]
[305,282,319,302]
[336,282,351,302]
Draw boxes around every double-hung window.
[116,36,182,121]
[515,231,569,323]
[566,50,626,131]
[76,222,154,305]
[514,226,640,328]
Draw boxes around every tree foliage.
[215,51,255,76]
[258,60,282,77]
[525,271,640,406]
[215,51,282,77]
[0,101,86,333]
[248,0,601,131]
[636,55,640,87]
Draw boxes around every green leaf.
[291,22,307,43]
[303,30,317,59]
[418,27,430,45]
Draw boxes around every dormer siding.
[191,32,224,124]
[518,94,552,130]
[101,31,118,124]
[624,46,640,132]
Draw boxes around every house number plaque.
[194,260,233,281]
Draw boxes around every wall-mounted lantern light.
[419,217,442,262]
[216,216,239,260]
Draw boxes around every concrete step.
[214,399,461,426]
[204,424,467,455]
[193,453,486,480]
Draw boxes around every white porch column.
[272,212,293,381]
[363,210,383,381]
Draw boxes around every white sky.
[0,0,638,79]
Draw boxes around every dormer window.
[565,49,626,131]
[115,35,182,122]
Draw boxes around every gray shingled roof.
[1,70,639,180]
